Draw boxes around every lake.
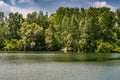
[0,52,120,80]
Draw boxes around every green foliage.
[0,26,5,50]
[0,12,5,26]
[19,22,43,51]
[96,42,114,53]
[45,24,54,50]
[114,46,120,53]
[6,12,23,39]
[4,39,18,51]
[0,7,120,53]
[116,9,120,26]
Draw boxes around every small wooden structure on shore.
[60,47,67,53]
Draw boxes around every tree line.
[0,7,120,53]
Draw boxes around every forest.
[0,7,120,53]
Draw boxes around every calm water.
[0,52,120,80]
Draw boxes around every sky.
[0,0,120,17]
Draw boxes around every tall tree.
[0,12,5,26]
[18,22,43,51]
[97,7,115,42]
[7,12,23,39]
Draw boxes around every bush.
[4,39,18,51]
[96,42,114,53]
[114,46,120,53]
[113,39,120,53]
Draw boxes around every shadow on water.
[0,52,120,63]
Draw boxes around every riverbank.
[0,52,120,62]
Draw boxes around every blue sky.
[0,0,120,17]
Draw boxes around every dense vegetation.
[0,7,120,53]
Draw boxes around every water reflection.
[0,53,120,64]
[0,53,120,80]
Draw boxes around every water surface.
[0,52,120,80]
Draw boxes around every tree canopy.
[0,7,120,53]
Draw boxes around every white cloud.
[92,1,116,11]
[57,0,90,8]
[0,0,35,17]
[10,6,35,17]
[10,0,16,5]
[0,0,10,12]
[18,0,34,4]
[10,0,34,5]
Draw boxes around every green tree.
[95,41,114,53]
[61,16,71,51]
[97,7,115,42]
[0,26,8,50]
[45,24,60,50]
[19,22,43,51]
[4,39,18,51]
[0,12,5,26]
[7,12,23,39]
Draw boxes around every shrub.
[96,42,114,53]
